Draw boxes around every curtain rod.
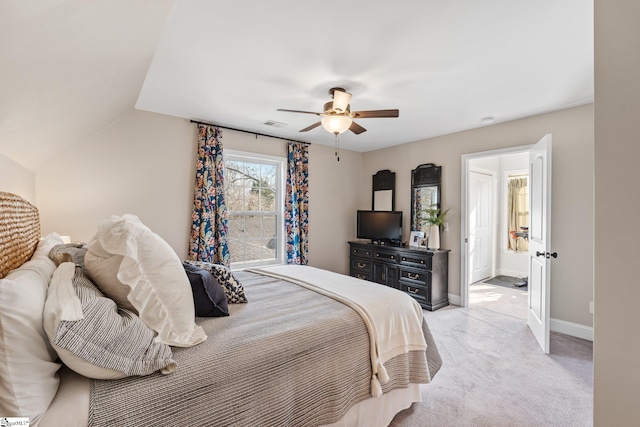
[190,119,310,146]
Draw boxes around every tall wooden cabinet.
[349,241,450,311]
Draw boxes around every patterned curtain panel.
[285,142,309,265]
[188,125,230,266]
[507,177,529,252]
[412,187,424,231]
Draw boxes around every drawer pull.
[408,272,419,280]
[357,262,366,268]
[357,274,365,279]
[407,287,419,294]
[420,260,425,264]
[376,253,379,257]
[402,257,406,261]
[366,251,370,255]
[353,249,357,253]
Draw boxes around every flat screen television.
[356,210,403,243]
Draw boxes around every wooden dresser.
[349,241,450,311]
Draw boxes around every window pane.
[228,238,244,264]
[262,215,276,239]
[228,215,245,235]
[259,237,276,260]
[260,187,276,211]
[243,215,261,239]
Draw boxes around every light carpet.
[390,283,593,427]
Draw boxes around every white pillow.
[85,214,206,347]
[0,234,63,422]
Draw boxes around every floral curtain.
[285,141,309,265]
[508,177,529,252]
[188,124,230,266]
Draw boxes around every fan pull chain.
[334,133,340,162]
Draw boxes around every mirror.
[372,170,395,211]
[411,163,441,233]
[373,190,393,211]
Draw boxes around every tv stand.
[349,241,449,311]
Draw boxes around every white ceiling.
[1,0,593,171]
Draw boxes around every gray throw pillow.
[183,262,229,317]
[43,261,177,379]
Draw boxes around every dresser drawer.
[399,267,431,284]
[351,258,372,274]
[399,253,431,270]
[352,272,372,281]
[400,280,430,303]
[373,250,398,263]
[351,246,372,259]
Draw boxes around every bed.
[0,191,442,426]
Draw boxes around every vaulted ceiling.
[1,0,593,171]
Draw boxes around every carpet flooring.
[389,283,593,427]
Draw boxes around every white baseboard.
[445,296,592,341]
[448,293,461,306]
[550,318,593,341]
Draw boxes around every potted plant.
[420,205,450,250]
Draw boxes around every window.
[224,151,285,268]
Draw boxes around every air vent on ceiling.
[262,120,287,128]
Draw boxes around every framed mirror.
[372,170,396,211]
[411,163,441,233]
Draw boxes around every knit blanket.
[250,265,428,396]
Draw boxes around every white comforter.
[250,265,428,396]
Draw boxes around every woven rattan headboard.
[0,192,41,279]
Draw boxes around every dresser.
[349,241,450,311]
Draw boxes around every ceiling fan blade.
[277,108,321,116]
[299,121,322,132]
[332,89,352,113]
[349,121,367,135]
[351,109,399,119]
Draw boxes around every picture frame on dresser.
[409,231,424,247]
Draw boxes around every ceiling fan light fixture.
[321,115,352,135]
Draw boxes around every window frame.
[223,149,286,269]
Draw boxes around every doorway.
[461,146,531,317]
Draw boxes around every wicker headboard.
[0,191,41,279]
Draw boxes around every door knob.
[536,251,558,258]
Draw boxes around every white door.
[527,134,553,353]
[469,171,493,283]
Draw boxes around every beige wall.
[362,104,594,327]
[37,110,197,253]
[594,0,640,423]
[36,109,362,274]
[0,154,35,203]
[307,143,363,274]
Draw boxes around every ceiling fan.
[277,87,399,135]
